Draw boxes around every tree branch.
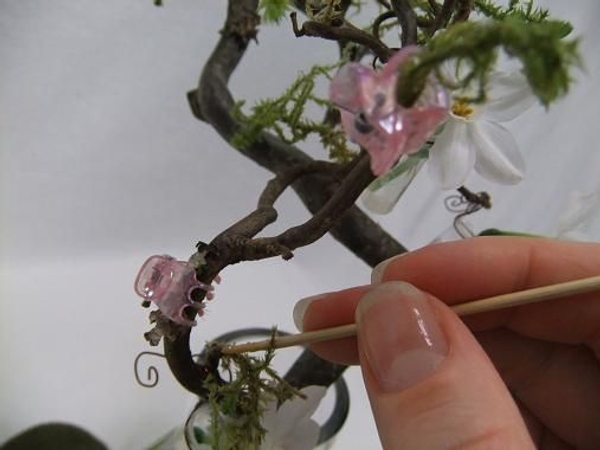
[162,0,408,397]
[290,12,394,62]
[193,0,406,264]
[390,0,418,46]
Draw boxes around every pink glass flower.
[134,255,215,327]
[329,47,449,176]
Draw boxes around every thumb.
[356,281,534,449]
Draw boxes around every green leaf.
[193,427,210,444]
[478,228,543,237]
[259,0,291,24]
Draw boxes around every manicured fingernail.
[293,295,323,331]
[356,281,448,392]
[371,253,405,284]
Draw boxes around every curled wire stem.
[372,11,397,42]
[444,193,471,213]
[444,187,492,238]
[134,351,203,389]
[134,351,166,388]
[454,210,478,238]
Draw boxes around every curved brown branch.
[290,12,394,62]
[194,1,405,266]
[453,0,474,23]
[429,0,457,34]
[269,155,374,251]
[190,155,375,272]
[163,0,408,397]
[204,160,351,267]
[373,11,397,43]
[390,0,418,46]
[160,157,377,397]
[257,161,338,209]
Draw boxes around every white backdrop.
[1,1,599,448]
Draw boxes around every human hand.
[293,237,600,449]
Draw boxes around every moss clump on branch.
[396,18,580,108]
[474,0,570,33]
[237,1,580,166]
[231,63,357,163]
[205,343,301,450]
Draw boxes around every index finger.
[373,237,600,346]
[300,237,600,363]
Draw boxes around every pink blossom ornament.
[134,254,215,327]
[329,47,449,175]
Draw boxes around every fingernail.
[356,281,448,392]
[371,253,405,284]
[292,295,323,331]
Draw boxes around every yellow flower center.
[452,99,474,119]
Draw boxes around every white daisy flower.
[260,385,326,450]
[428,71,537,189]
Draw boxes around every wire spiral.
[133,351,165,388]
[444,193,471,213]
[134,350,204,388]
[444,189,491,239]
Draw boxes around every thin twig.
[372,11,397,42]
[222,274,600,354]
[453,0,474,23]
[291,12,394,62]
[430,0,457,34]
[428,0,441,14]
[390,0,418,46]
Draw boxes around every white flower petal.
[260,399,283,433]
[361,157,426,214]
[431,219,476,243]
[557,189,600,240]
[470,120,525,184]
[260,386,326,450]
[483,72,537,123]
[281,386,326,422]
[280,419,321,450]
[427,120,475,189]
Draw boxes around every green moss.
[204,339,301,449]
[258,0,292,24]
[396,18,580,108]
[231,62,356,163]
[474,0,571,35]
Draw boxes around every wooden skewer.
[221,274,600,355]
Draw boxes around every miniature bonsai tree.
[135,1,580,448]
